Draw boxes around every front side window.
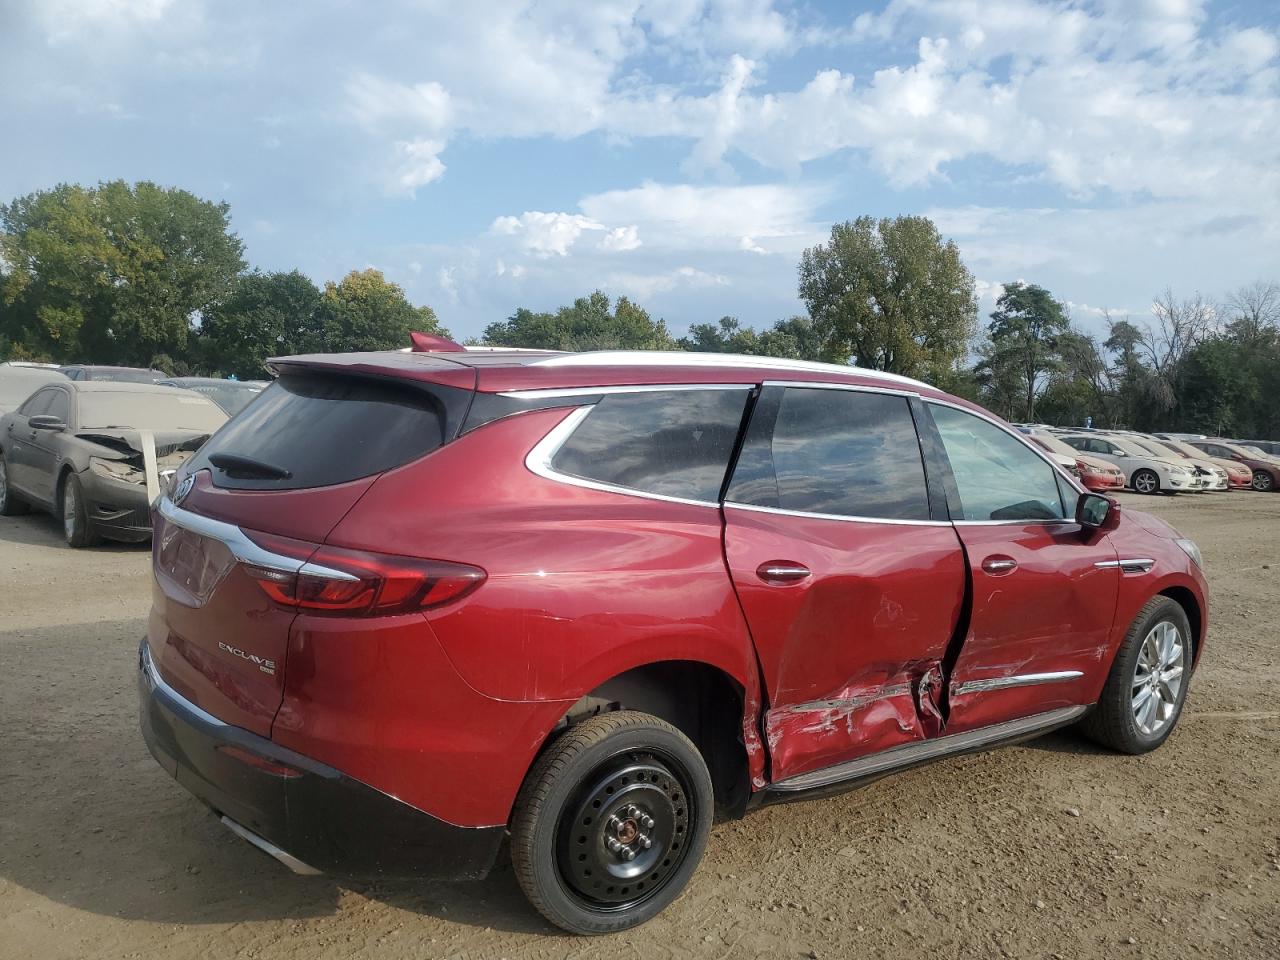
[726,387,931,521]
[550,388,750,503]
[44,390,72,424]
[930,404,1068,522]
[19,389,55,417]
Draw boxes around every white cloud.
[390,139,446,194]
[605,265,729,299]
[601,224,642,252]
[346,73,452,135]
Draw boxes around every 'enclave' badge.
[173,474,195,505]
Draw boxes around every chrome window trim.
[759,379,920,398]
[723,501,949,527]
[523,404,724,509]
[952,670,1084,696]
[499,383,753,400]
[157,496,359,581]
[1094,558,1156,574]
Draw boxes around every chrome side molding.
[953,670,1084,696]
[1094,558,1156,574]
[771,705,1088,793]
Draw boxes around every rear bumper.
[138,640,504,880]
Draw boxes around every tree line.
[2,181,1276,439]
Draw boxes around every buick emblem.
[173,474,195,505]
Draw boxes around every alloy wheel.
[1254,471,1274,492]
[1133,471,1158,494]
[1132,620,1185,737]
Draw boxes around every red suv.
[139,349,1208,934]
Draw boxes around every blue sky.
[2,0,1278,343]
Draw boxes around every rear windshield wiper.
[208,452,293,480]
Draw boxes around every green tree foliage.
[198,270,324,379]
[677,315,828,361]
[312,268,445,354]
[980,282,1071,421]
[0,181,245,364]
[798,216,977,380]
[482,290,675,351]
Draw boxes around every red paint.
[146,349,1208,833]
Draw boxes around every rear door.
[148,366,475,736]
[722,384,966,782]
[4,388,54,498]
[922,403,1119,734]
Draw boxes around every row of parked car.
[1014,423,1280,495]
[0,362,266,546]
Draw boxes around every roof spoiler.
[409,331,466,352]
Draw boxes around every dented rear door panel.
[722,505,966,781]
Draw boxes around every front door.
[722,384,966,782]
[25,386,72,504]
[924,403,1120,734]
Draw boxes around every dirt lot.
[1,492,1278,960]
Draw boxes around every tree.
[1137,288,1217,422]
[198,270,323,379]
[483,290,676,351]
[678,315,829,361]
[312,268,444,353]
[797,216,977,380]
[678,316,761,354]
[0,181,245,364]
[981,282,1071,421]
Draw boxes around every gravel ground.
[1,491,1278,959]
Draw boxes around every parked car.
[0,364,68,415]
[1021,427,1125,492]
[137,349,1207,934]
[0,381,227,545]
[1184,439,1280,492]
[1237,439,1280,457]
[58,364,167,383]
[1119,435,1228,491]
[1151,435,1253,490]
[159,377,266,415]
[1056,432,1203,494]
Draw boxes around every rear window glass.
[549,389,750,503]
[727,387,931,521]
[192,373,463,490]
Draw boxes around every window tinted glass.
[930,404,1067,521]
[727,387,931,521]
[550,389,749,503]
[45,390,71,423]
[19,389,55,416]
[191,373,463,490]
[79,392,227,432]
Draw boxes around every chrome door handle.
[981,557,1018,575]
[756,562,811,584]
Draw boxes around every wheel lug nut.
[639,814,655,829]
[638,834,653,849]
[606,837,624,854]
[621,847,636,861]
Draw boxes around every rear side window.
[726,387,931,521]
[191,373,468,490]
[19,389,55,416]
[549,388,750,503]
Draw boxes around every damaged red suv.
[140,348,1207,934]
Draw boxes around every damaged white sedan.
[0,381,227,546]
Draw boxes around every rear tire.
[1131,469,1160,495]
[61,472,102,548]
[1253,470,1275,492]
[1080,596,1192,754]
[509,711,713,935]
[0,453,28,516]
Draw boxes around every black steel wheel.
[510,711,713,935]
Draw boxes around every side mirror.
[1077,492,1120,531]
[29,415,66,431]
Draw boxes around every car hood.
[1124,507,1181,541]
[74,427,213,456]
[1076,453,1120,472]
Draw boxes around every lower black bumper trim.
[138,640,504,880]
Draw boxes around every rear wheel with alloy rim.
[1131,469,1160,494]
[510,710,713,935]
[0,453,28,516]
[61,473,101,548]
[1253,470,1275,491]
[1080,596,1192,753]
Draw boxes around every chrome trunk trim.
[220,816,323,876]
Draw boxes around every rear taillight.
[241,530,485,616]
